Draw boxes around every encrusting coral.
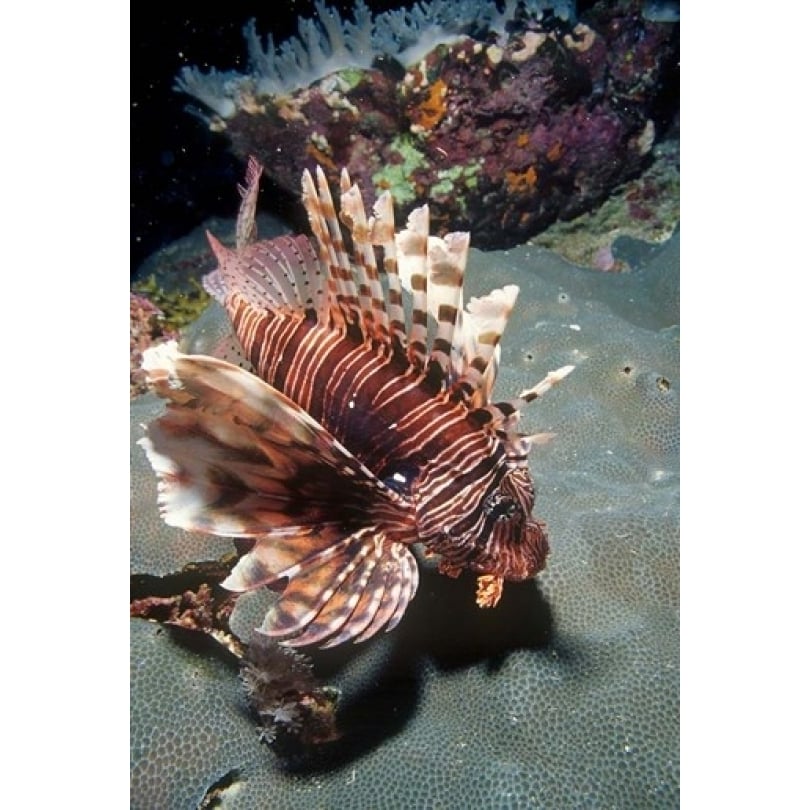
[130,292,178,398]
[173,0,678,249]
[130,250,218,397]
[131,274,211,333]
[130,279,211,398]
[131,223,679,807]
[530,138,680,269]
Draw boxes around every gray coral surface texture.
[131,234,679,808]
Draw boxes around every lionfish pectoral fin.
[240,528,419,648]
[139,341,419,647]
[221,524,353,591]
[139,341,411,538]
[222,526,419,647]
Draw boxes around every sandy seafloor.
[131,199,679,807]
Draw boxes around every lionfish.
[139,158,572,648]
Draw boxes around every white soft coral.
[175,0,578,118]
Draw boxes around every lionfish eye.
[381,460,422,497]
[484,491,519,521]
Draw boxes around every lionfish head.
[429,444,548,585]
[481,464,550,581]
[412,360,569,590]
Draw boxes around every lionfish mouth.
[139,157,572,647]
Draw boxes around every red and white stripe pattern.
[140,160,573,646]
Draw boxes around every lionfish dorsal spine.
[236,155,263,249]
[514,364,576,407]
[450,285,519,403]
[302,166,365,333]
[394,205,430,370]
[337,171,390,344]
[425,231,469,382]
[369,190,408,355]
[473,364,576,433]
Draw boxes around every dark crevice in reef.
[198,768,241,810]
[130,562,243,658]
[164,624,244,672]
[130,560,237,600]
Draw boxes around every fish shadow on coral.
[283,568,553,772]
[400,566,554,672]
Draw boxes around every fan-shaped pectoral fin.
[138,341,419,646]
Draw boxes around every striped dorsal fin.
[208,159,568,418]
[424,231,469,391]
[394,228,516,404]
[207,232,327,319]
[337,171,390,344]
[394,205,430,370]
[452,285,519,407]
[369,189,408,355]
[301,166,363,333]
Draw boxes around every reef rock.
[176,0,678,249]
[131,229,679,807]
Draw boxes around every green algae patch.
[432,162,481,210]
[372,135,428,206]
[132,275,212,333]
[334,67,366,91]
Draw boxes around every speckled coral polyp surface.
[131,234,679,808]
